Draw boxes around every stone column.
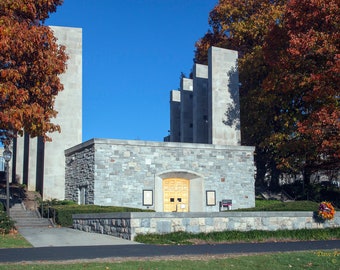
[169,90,181,142]
[27,137,37,191]
[180,78,193,143]
[208,47,241,145]
[193,64,209,143]
[43,26,82,199]
[13,137,24,184]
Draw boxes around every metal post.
[41,202,43,218]
[6,160,10,216]
[3,145,12,217]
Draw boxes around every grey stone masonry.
[65,138,255,212]
[65,144,94,204]
[73,211,340,241]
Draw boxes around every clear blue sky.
[46,0,217,142]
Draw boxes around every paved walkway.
[18,227,140,247]
[1,240,339,263]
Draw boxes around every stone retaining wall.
[73,212,340,241]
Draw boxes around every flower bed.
[318,201,336,221]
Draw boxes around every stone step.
[10,210,39,218]
[11,215,40,220]
[15,220,51,225]
[15,224,51,228]
[10,209,38,215]
[15,221,51,227]
[10,203,52,228]
[13,218,52,227]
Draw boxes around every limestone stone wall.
[65,138,255,212]
[73,212,340,241]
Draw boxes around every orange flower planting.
[318,201,336,220]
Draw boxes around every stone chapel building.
[9,26,255,212]
[64,47,255,212]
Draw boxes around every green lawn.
[252,199,320,211]
[0,233,31,248]
[0,250,339,269]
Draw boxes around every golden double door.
[163,178,189,212]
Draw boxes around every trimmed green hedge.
[49,205,154,227]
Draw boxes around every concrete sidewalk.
[18,227,141,247]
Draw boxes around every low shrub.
[37,198,77,219]
[0,209,15,234]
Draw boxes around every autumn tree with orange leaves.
[195,0,287,187]
[0,0,67,144]
[263,0,340,183]
[195,0,339,187]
